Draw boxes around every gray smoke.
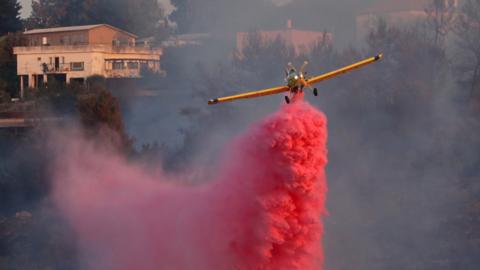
[5,0,479,269]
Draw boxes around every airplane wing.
[208,85,289,105]
[307,54,382,85]
[207,54,382,105]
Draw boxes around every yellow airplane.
[208,54,383,105]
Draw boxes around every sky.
[19,0,31,18]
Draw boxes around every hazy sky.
[19,0,31,18]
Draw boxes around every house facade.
[14,24,163,97]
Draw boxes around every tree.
[308,31,336,74]
[0,0,22,36]
[357,18,448,119]
[99,0,165,37]
[425,0,457,45]
[26,0,81,29]
[76,87,133,154]
[27,0,164,37]
[233,31,296,81]
[454,0,480,104]
[0,33,25,101]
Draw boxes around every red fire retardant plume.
[51,97,328,270]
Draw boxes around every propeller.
[300,61,309,74]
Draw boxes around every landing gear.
[285,96,290,104]
[313,88,318,96]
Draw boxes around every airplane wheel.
[285,96,290,104]
[313,88,318,96]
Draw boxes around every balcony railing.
[14,44,162,55]
[104,59,163,78]
[41,63,72,73]
[105,69,141,78]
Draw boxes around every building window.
[112,62,124,70]
[42,37,48,45]
[71,62,84,71]
[72,33,87,45]
[63,35,70,45]
[127,62,139,69]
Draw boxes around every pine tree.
[26,0,85,29]
[26,0,164,37]
[0,0,22,36]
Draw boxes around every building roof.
[23,24,138,38]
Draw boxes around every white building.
[14,24,163,97]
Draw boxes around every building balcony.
[42,63,72,73]
[104,59,163,78]
[14,44,162,56]
[105,68,141,78]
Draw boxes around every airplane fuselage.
[286,72,308,93]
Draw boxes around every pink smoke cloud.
[51,98,328,270]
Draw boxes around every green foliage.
[7,75,133,153]
[0,33,25,101]
[0,0,22,36]
[0,80,133,213]
[76,86,134,154]
[77,90,124,135]
[27,0,165,37]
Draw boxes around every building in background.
[356,0,460,40]
[14,24,163,98]
[159,33,211,48]
[236,20,332,56]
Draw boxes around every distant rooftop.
[159,33,211,47]
[23,24,138,38]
